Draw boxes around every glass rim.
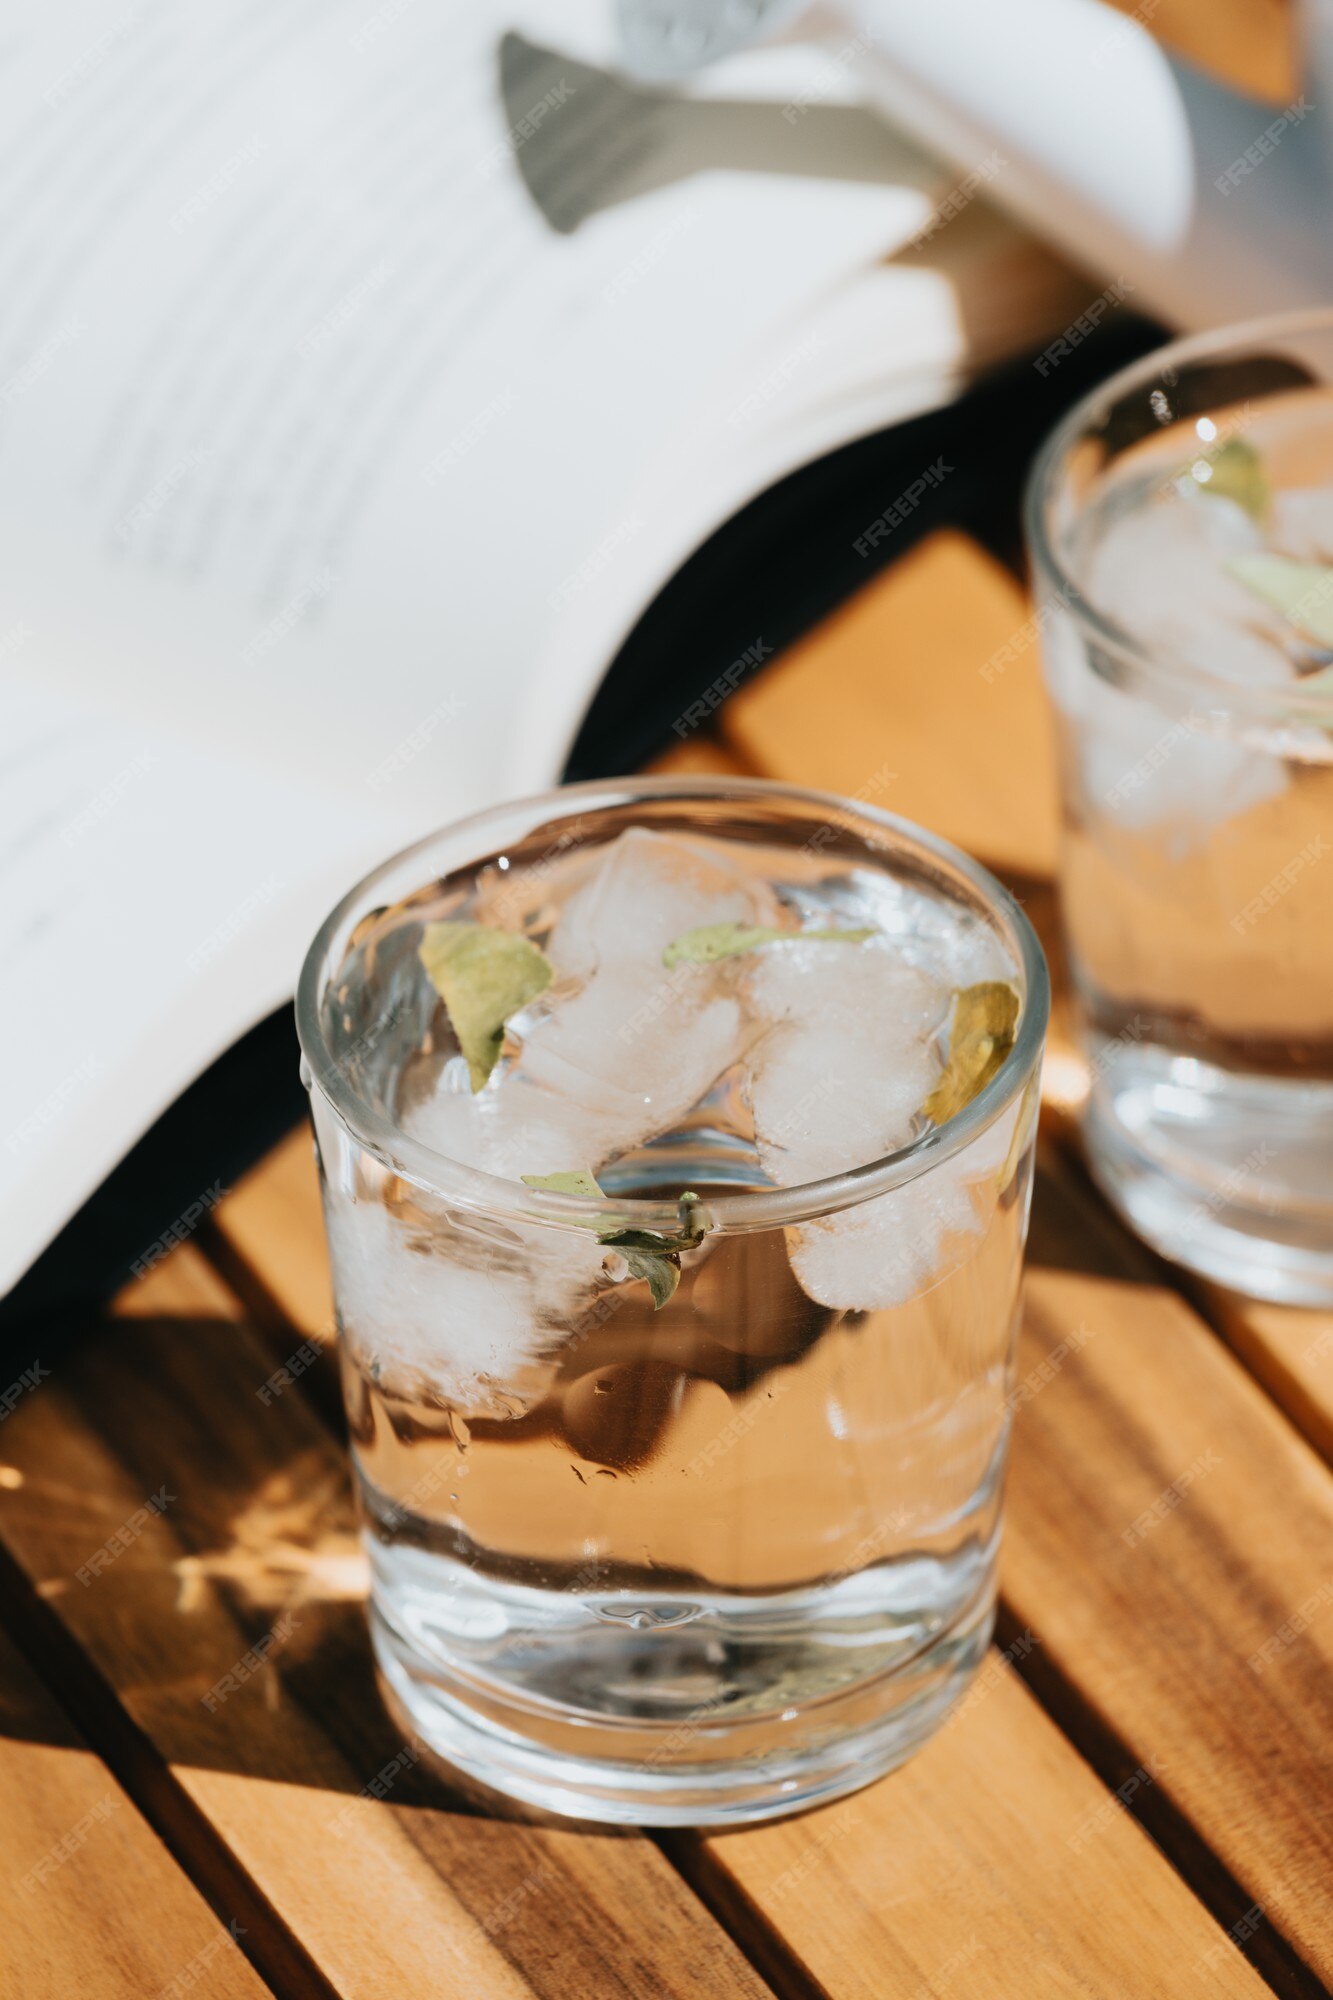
[295,774,1049,1237]
[1023,304,1333,724]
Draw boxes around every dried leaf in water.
[663,922,875,970]
[520,1169,604,1199]
[520,1171,699,1311]
[418,921,552,1092]
[922,981,1020,1124]
[601,1195,703,1312]
[617,1246,681,1309]
[1190,437,1269,522]
[1229,554,1333,649]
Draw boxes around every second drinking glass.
[1027,311,1333,1304]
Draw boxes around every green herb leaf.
[663,923,875,970]
[520,1172,701,1310]
[596,1227,670,1252]
[1189,438,1269,522]
[599,1192,705,1256]
[598,1224,690,1311]
[1229,554,1333,649]
[520,1169,604,1199]
[419,921,552,1093]
[922,982,1020,1125]
[617,1246,680,1309]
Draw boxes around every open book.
[0,0,1080,1293]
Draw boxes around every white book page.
[0,680,395,1287]
[0,2,942,804]
[0,0,1032,1288]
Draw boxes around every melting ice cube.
[744,938,944,1184]
[740,908,1022,1312]
[1059,489,1289,841]
[327,1195,608,1412]
[407,826,776,1180]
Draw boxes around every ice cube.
[785,1089,1026,1312]
[548,826,772,977]
[1084,487,1273,672]
[1052,495,1290,841]
[407,827,776,1180]
[328,1193,608,1411]
[785,1167,978,1311]
[1269,486,1333,565]
[744,938,944,1184]
[826,873,1017,992]
[740,921,1024,1312]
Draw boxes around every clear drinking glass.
[1027,311,1333,1305]
[297,776,1048,1824]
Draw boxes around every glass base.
[1084,1046,1333,1305]
[368,1569,995,1828]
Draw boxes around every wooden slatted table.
[3,520,1330,2000]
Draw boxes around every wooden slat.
[0,1250,770,2000]
[207,1126,334,1340]
[1008,1153,1333,1992]
[208,1136,1276,1996]
[720,530,1061,880]
[1198,1288,1333,1468]
[679,1663,1268,2000]
[646,733,757,781]
[0,1616,269,2000]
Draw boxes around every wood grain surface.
[0,1613,270,2000]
